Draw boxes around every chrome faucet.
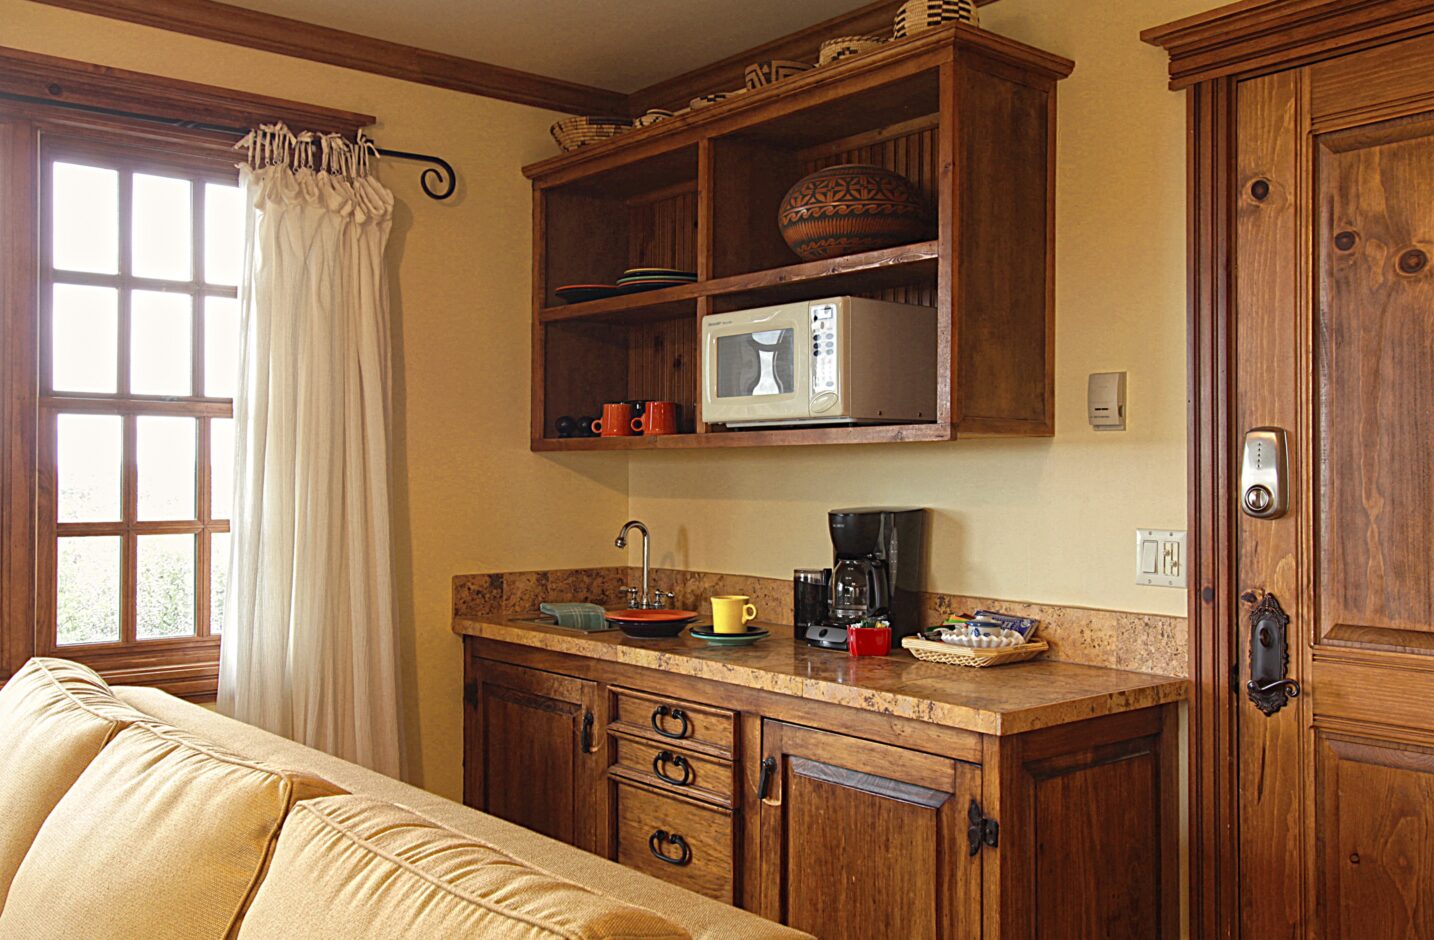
[615,520,671,609]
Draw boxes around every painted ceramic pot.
[777,164,930,261]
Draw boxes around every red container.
[846,624,892,657]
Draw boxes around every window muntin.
[40,145,242,652]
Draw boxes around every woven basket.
[818,35,887,66]
[902,636,1049,667]
[893,0,979,38]
[550,116,632,152]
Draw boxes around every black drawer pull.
[648,829,692,866]
[650,705,691,740]
[652,750,694,786]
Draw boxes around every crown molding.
[1143,0,1434,88]
[28,0,629,116]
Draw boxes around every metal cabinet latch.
[967,800,999,856]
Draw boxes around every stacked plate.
[616,267,697,293]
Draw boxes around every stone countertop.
[453,615,1188,737]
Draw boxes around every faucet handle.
[618,586,640,609]
[651,590,675,610]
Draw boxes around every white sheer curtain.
[218,124,404,777]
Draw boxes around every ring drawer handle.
[648,829,692,866]
[652,750,695,787]
[650,705,691,740]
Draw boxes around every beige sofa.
[0,658,809,939]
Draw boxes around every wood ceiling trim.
[1142,0,1434,89]
[0,44,375,133]
[626,0,1003,116]
[28,0,630,116]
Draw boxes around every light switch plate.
[1136,529,1187,588]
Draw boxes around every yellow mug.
[710,595,758,634]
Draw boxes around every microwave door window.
[716,330,795,398]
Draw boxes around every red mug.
[591,402,635,437]
[632,401,678,436]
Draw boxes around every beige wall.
[4,0,631,801]
[628,0,1215,622]
[8,0,1221,808]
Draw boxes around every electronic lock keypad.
[1240,427,1289,519]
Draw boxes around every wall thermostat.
[1088,372,1127,430]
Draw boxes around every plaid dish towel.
[538,602,610,631]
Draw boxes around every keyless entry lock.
[1240,428,1289,519]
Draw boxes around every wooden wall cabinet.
[523,25,1073,451]
[462,639,1179,938]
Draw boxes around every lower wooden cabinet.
[463,641,1180,938]
[756,721,982,939]
[462,659,605,855]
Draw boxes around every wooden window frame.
[0,47,372,698]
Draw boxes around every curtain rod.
[0,91,457,200]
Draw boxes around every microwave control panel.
[811,304,838,411]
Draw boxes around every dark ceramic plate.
[689,625,770,646]
[555,284,623,304]
[617,279,695,294]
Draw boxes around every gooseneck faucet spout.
[615,520,651,608]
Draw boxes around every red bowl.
[606,609,699,638]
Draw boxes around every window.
[36,143,243,665]
[0,47,369,695]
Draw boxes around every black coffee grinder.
[801,507,927,650]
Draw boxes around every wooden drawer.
[610,686,735,756]
[612,778,735,904]
[610,731,735,806]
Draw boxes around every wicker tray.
[902,636,1049,667]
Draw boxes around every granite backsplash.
[453,566,1188,678]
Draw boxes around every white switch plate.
[1136,529,1187,588]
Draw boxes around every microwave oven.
[701,296,937,428]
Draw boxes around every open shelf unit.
[525,23,1073,451]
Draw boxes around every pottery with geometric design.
[777,163,931,261]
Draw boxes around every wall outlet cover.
[1136,529,1187,588]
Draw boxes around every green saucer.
[689,625,770,646]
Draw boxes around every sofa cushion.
[237,795,691,940]
[0,720,342,940]
[0,658,149,907]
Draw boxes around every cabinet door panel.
[470,659,603,853]
[758,721,981,940]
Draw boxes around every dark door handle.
[648,830,691,866]
[650,705,690,739]
[652,750,694,786]
[580,710,594,753]
[1244,591,1299,716]
[757,755,776,800]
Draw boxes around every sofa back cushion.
[0,721,342,940]
[237,795,691,940]
[0,658,148,907]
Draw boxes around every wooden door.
[756,720,982,940]
[466,659,605,854]
[1234,34,1434,938]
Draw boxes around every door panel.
[1235,29,1434,937]
[1316,732,1434,937]
[758,721,981,940]
[1316,114,1434,653]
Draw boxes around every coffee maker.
[800,507,927,650]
